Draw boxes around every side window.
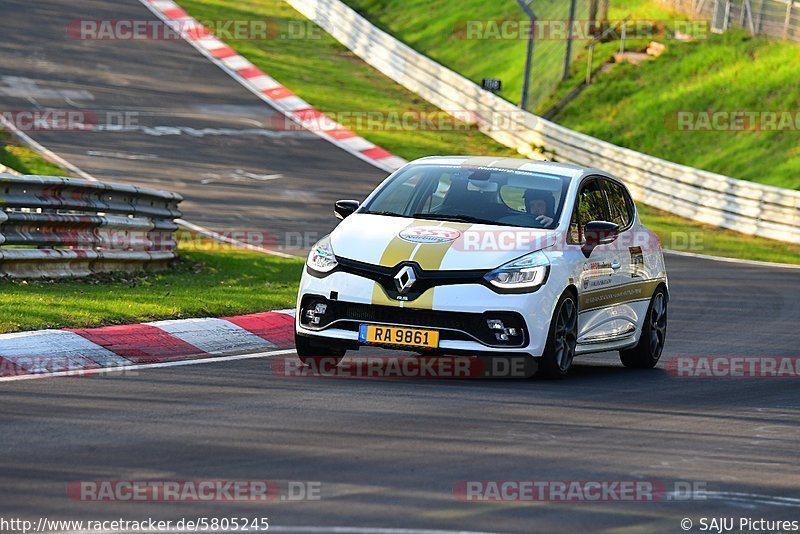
[568,179,609,244]
[602,179,632,228]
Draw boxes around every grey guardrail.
[0,174,182,278]
[0,164,21,176]
[287,0,800,244]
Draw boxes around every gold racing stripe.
[370,221,472,309]
[409,222,472,270]
[404,222,472,310]
[579,279,664,313]
[371,219,427,307]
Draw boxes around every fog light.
[304,301,329,327]
[487,317,522,344]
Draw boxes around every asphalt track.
[0,1,799,532]
[0,0,386,249]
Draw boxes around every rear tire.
[537,291,578,379]
[619,287,668,369]
[295,332,346,367]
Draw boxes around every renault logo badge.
[394,265,417,294]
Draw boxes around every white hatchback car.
[296,157,668,377]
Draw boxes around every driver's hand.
[536,215,554,226]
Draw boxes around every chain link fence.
[521,0,591,113]
[660,0,800,41]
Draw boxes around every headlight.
[484,250,549,291]
[307,235,338,274]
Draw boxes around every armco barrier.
[0,174,182,278]
[286,0,800,244]
[0,164,21,176]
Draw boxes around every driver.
[523,189,555,226]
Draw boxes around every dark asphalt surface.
[0,0,387,250]
[1,0,799,533]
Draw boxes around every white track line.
[693,490,800,508]
[0,349,296,382]
[0,114,97,181]
[177,219,294,258]
[664,248,800,270]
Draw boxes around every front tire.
[295,332,345,367]
[619,287,668,369]
[537,291,578,378]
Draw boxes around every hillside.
[343,0,800,189]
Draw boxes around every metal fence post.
[516,0,536,110]
[784,0,794,39]
[563,0,578,81]
[586,44,594,84]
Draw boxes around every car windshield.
[361,164,570,229]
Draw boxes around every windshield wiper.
[411,213,524,227]
[361,210,408,217]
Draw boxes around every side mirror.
[582,221,619,258]
[334,200,360,220]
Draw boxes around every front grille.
[337,303,482,332]
[334,257,489,302]
[300,296,528,348]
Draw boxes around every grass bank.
[0,131,65,176]
[342,0,800,189]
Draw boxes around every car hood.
[330,213,557,271]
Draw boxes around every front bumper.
[296,270,558,357]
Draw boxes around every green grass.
[553,29,800,189]
[0,131,65,176]
[341,0,800,190]
[342,0,588,112]
[178,0,517,161]
[0,237,303,334]
[639,205,800,265]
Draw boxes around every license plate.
[358,324,439,348]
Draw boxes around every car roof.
[408,156,588,180]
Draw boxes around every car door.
[569,177,633,347]
[599,177,661,341]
